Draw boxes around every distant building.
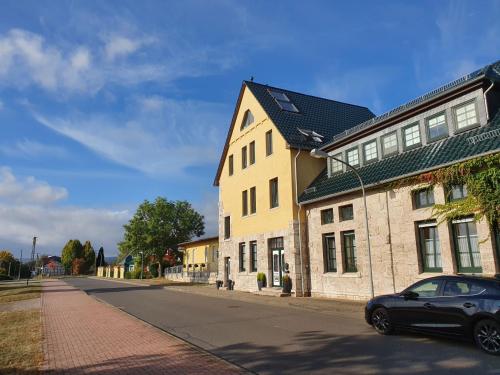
[164,236,219,283]
[42,259,65,276]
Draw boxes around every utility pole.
[8,262,11,277]
[28,236,37,286]
[18,249,22,280]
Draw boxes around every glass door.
[272,249,282,287]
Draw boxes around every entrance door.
[270,237,284,287]
[272,249,283,287]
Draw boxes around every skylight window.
[268,90,299,113]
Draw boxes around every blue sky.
[0,0,498,258]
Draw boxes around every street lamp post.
[310,149,375,299]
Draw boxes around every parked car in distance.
[365,275,500,355]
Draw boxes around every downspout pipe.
[294,148,306,297]
[484,81,494,121]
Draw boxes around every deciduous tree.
[61,240,83,271]
[82,241,96,272]
[118,197,204,275]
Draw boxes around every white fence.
[164,265,217,284]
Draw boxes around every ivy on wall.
[395,152,500,226]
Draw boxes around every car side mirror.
[403,291,419,300]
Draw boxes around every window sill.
[454,123,480,134]
[426,134,448,144]
[323,272,361,278]
[403,143,422,152]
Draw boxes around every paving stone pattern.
[41,280,246,374]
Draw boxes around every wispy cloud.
[314,66,398,114]
[33,97,228,176]
[1,139,68,159]
[0,28,240,95]
[412,0,500,90]
[0,166,68,205]
[104,35,145,61]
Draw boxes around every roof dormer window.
[268,90,299,113]
[240,110,254,130]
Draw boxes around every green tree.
[61,240,83,271]
[82,241,96,272]
[0,250,15,269]
[118,197,204,275]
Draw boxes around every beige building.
[300,60,500,300]
[215,60,500,299]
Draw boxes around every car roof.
[429,274,500,286]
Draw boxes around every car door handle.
[424,302,435,309]
[463,302,476,308]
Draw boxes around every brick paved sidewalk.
[41,279,246,374]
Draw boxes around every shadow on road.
[83,285,166,294]
[213,330,499,375]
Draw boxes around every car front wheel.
[474,319,500,355]
[371,307,393,335]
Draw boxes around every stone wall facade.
[217,201,308,295]
[305,184,499,300]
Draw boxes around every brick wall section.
[41,280,245,374]
[305,184,499,300]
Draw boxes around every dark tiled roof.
[324,60,500,148]
[299,113,500,203]
[244,81,375,149]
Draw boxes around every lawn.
[0,310,43,374]
[0,282,41,304]
[0,282,43,374]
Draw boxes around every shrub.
[0,274,12,281]
[257,272,266,283]
[124,271,132,279]
[149,264,159,278]
[71,258,86,275]
[132,269,142,279]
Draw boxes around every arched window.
[240,109,254,130]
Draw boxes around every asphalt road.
[65,278,500,375]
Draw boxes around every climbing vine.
[394,153,500,226]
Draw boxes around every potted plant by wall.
[257,272,266,291]
[282,274,292,294]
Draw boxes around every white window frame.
[346,147,359,167]
[329,153,343,175]
[402,122,421,150]
[453,101,479,131]
[381,131,398,157]
[362,140,378,163]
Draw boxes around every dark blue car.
[365,275,500,355]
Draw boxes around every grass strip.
[0,284,41,304]
[0,309,42,374]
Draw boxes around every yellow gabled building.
[178,236,219,275]
[214,80,374,295]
